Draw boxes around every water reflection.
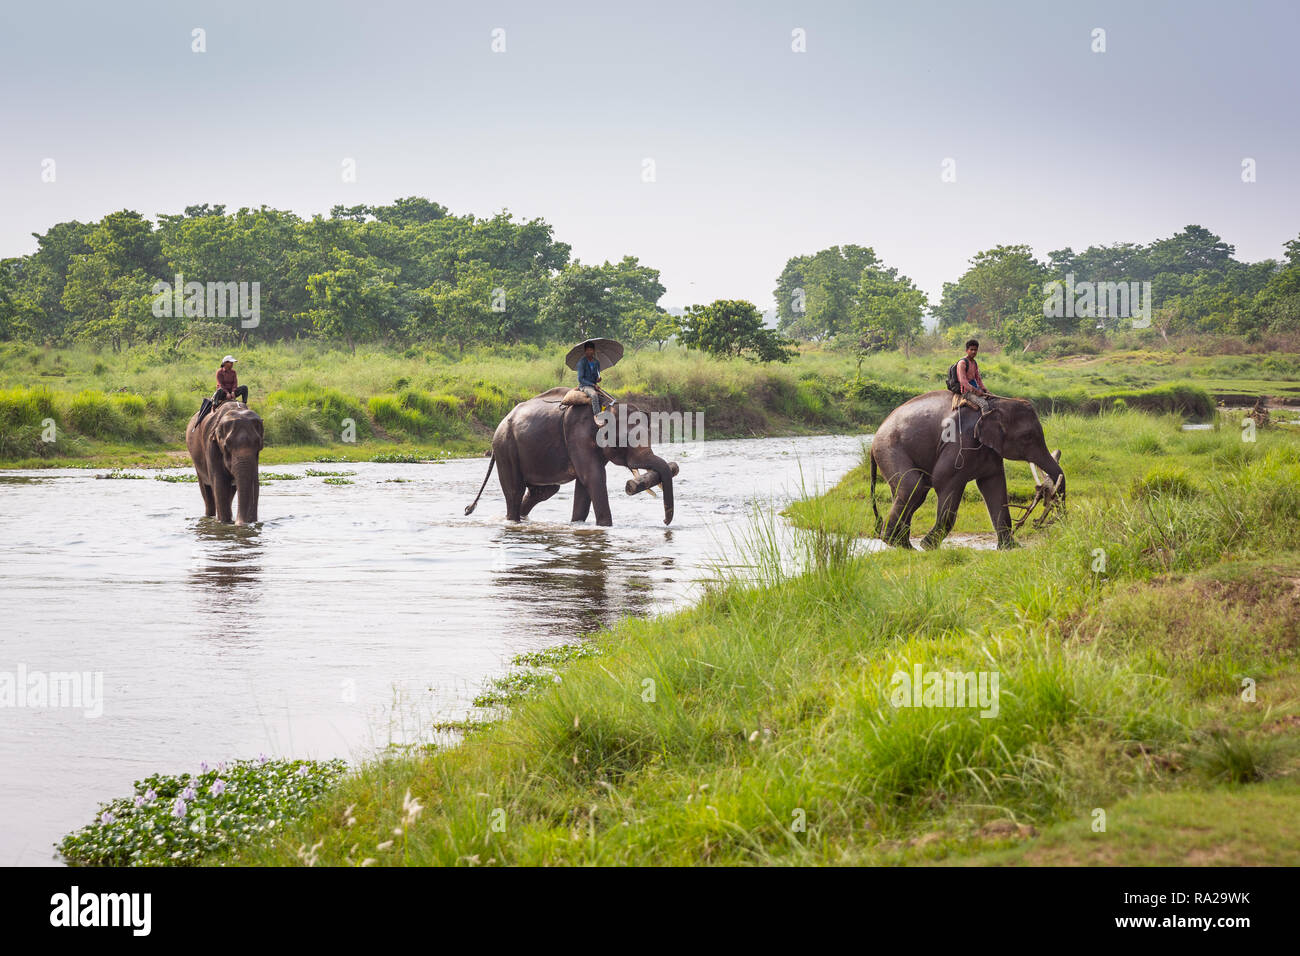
[187,520,265,640]
[490,523,662,634]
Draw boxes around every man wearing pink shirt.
[956,339,988,411]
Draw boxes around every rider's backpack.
[945,360,963,394]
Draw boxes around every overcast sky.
[1,0,1297,308]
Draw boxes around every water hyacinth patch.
[58,758,348,866]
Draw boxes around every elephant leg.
[199,481,216,517]
[921,482,964,550]
[571,482,592,522]
[882,472,927,548]
[977,471,1017,549]
[496,455,525,521]
[213,480,235,523]
[577,464,612,527]
[520,484,559,518]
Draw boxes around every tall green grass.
[211,419,1300,866]
[0,340,1281,465]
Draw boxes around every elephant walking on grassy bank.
[185,400,264,524]
[464,387,677,527]
[870,391,1064,550]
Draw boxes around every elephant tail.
[464,454,496,516]
[870,451,882,535]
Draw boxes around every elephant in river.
[185,400,264,524]
[870,391,1064,550]
[464,387,677,526]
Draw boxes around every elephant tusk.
[1029,461,1043,486]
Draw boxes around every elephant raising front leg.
[921,482,965,550]
[520,484,560,518]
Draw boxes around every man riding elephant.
[464,388,676,527]
[576,341,603,417]
[871,388,1064,550]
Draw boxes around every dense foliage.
[777,227,1300,353]
[5,202,1298,361]
[0,199,671,353]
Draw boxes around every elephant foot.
[997,537,1021,551]
[920,535,943,551]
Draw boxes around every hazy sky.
[1,0,1297,308]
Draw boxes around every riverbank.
[4,340,1292,468]
[167,410,1297,866]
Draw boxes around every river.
[0,433,866,865]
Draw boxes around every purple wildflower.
[173,798,187,819]
[211,779,226,797]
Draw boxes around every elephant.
[464,387,677,526]
[869,391,1064,550]
[185,399,264,525]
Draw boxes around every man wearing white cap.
[214,355,249,405]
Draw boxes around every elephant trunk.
[231,454,260,525]
[1032,447,1065,498]
[643,452,674,525]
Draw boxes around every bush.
[1084,384,1214,419]
[66,390,133,440]
[264,383,372,440]
[58,758,348,866]
[261,403,328,445]
[1132,466,1196,500]
[0,385,59,431]
[469,381,515,426]
[402,390,464,421]
[368,395,432,437]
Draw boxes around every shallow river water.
[0,433,866,865]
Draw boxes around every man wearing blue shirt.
[577,341,602,414]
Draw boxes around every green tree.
[301,253,398,352]
[412,260,502,354]
[774,245,884,340]
[677,299,794,362]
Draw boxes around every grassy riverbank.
[182,410,1299,866]
[2,340,1293,468]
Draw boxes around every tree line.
[3,199,1297,360]
[776,225,1300,354]
[0,198,673,353]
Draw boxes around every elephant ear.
[254,418,265,451]
[214,416,235,445]
[973,410,1006,455]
